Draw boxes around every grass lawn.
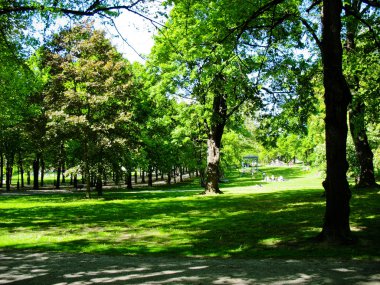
[0,166,379,260]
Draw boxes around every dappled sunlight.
[0,167,379,259]
[0,251,379,284]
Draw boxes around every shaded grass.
[0,166,379,260]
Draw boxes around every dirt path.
[0,250,379,284]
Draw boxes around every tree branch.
[306,0,322,13]
[343,5,380,49]
[300,17,322,50]
[361,0,380,8]
[0,1,146,16]
[218,0,286,45]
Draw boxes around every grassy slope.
[0,166,379,259]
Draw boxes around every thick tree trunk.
[349,100,378,188]
[319,0,353,243]
[73,175,78,189]
[204,92,226,194]
[205,135,223,194]
[148,166,153,187]
[126,169,133,189]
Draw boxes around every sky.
[100,11,158,63]
[96,2,169,64]
[32,3,166,64]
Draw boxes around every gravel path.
[0,250,379,284]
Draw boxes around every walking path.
[1,250,379,284]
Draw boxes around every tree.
[42,22,136,197]
[318,0,354,243]
[0,19,38,190]
[344,0,379,188]
[151,0,300,194]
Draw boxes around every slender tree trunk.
[61,162,65,184]
[318,0,353,243]
[19,152,24,188]
[349,100,378,187]
[180,166,183,182]
[56,165,61,189]
[27,170,31,185]
[84,142,91,198]
[141,170,145,183]
[148,165,153,187]
[5,155,14,192]
[345,1,378,188]
[33,154,40,190]
[134,169,138,184]
[167,172,171,185]
[96,165,103,196]
[0,153,3,188]
[40,157,45,187]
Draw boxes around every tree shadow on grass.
[0,185,379,261]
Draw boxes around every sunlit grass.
[0,165,379,259]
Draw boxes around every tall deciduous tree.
[43,22,135,197]
[344,0,379,188]
[318,0,353,243]
[151,0,300,194]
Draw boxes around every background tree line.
[0,0,379,243]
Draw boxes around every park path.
[0,250,379,284]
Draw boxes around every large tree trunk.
[319,0,353,243]
[204,91,226,194]
[349,100,378,188]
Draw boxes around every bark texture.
[319,0,354,243]
[204,91,226,194]
[349,100,378,188]
[345,0,378,188]
[33,154,40,190]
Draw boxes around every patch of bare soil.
[0,250,379,284]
